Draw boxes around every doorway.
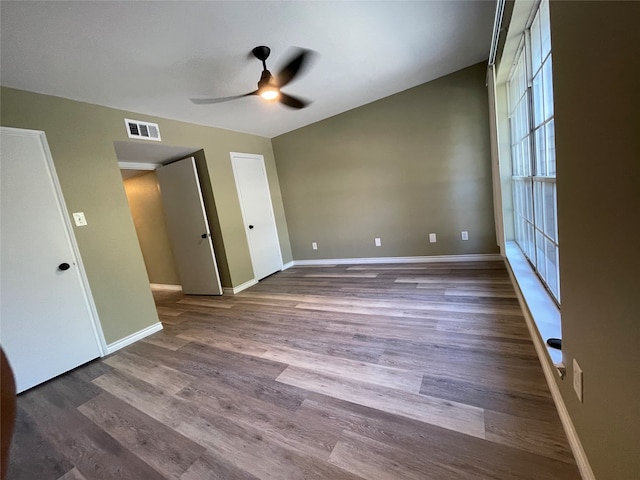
[122,169,181,287]
[115,141,222,295]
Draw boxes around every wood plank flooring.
[7,262,581,479]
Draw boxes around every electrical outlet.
[429,233,437,243]
[375,237,382,247]
[311,242,318,250]
[573,358,583,402]
[461,231,469,241]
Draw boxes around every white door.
[156,157,222,295]
[231,153,283,280]
[0,127,104,393]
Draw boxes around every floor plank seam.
[9,261,581,480]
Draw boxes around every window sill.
[504,241,563,367]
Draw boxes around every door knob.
[58,263,70,271]
[248,225,254,229]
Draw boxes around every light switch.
[73,212,87,227]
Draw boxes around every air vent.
[125,119,161,141]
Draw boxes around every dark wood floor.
[8,262,581,479]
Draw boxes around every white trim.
[43,127,109,356]
[150,283,182,291]
[504,256,595,480]
[292,254,502,266]
[281,261,295,270]
[106,322,163,355]
[487,64,506,255]
[488,0,506,66]
[222,278,258,295]
[504,242,562,364]
[118,161,160,170]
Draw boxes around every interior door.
[231,153,283,280]
[156,157,222,295]
[0,127,104,393]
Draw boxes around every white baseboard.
[505,260,595,480]
[292,253,502,266]
[105,322,163,355]
[222,278,258,295]
[150,283,182,291]
[281,261,295,270]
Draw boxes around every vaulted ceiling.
[0,1,496,138]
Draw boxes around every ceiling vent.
[125,119,161,141]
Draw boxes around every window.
[507,0,559,301]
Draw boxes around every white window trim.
[504,242,562,365]
[489,0,562,364]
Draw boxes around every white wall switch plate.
[429,233,437,243]
[573,358,583,402]
[461,231,469,241]
[374,237,382,246]
[312,242,318,250]
[72,212,87,227]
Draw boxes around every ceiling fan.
[190,46,313,109]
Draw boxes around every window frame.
[506,0,560,303]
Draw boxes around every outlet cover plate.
[429,233,437,243]
[73,212,87,227]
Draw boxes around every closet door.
[0,127,103,392]
[231,152,283,280]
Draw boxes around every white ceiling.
[114,140,198,165]
[114,139,199,178]
[0,1,496,138]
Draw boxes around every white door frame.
[230,152,283,281]
[1,127,107,356]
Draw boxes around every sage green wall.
[550,2,640,479]
[0,87,292,344]
[272,63,498,260]
[123,171,181,286]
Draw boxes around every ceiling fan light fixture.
[260,86,280,101]
[190,45,312,109]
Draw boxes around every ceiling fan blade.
[190,91,258,105]
[276,48,313,87]
[279,92,309,109]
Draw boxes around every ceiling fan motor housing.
[258,69,275,90]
